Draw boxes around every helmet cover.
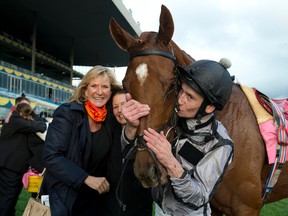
[177,58,233,110]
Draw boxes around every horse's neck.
[171,40,194,66]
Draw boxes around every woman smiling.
[42,66,121,216]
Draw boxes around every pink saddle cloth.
[241,85,288,164]
[263,98,288,163]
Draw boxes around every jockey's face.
[177,82,204,118]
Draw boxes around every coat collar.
[65,101,86,113]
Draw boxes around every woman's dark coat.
[28,133,45,172]
[42,101,116,216]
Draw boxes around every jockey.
[121,58,234,216]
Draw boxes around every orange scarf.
[85,100,107,123]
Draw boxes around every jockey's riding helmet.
[177,58,233,111]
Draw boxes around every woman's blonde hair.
[68,65,121,103]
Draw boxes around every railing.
[0,31,83,78]
[0,60,74,89]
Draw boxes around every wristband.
[180,169,187,179]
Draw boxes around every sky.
[117,0,288,99]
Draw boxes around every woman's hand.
[144,128,184,178]
[84,176,110,194]
[122,93,150,140]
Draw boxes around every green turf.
[260,198,288,216]
[16,188,31,216]
[16,188,288,216]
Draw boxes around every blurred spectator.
[39,111,48,122]
[21,91,26,97]
[5,96,30,123]
[0,102,47,215]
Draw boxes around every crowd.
[0,59,234,216]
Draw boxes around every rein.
[116,48,179,210]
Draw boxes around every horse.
[109,4,288,215]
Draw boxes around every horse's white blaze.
[135,63,148,85]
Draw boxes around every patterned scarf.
[85,100,107,123]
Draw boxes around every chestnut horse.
[109,5,288,215]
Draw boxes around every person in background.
[15,103,46,198]
[121,59,234,216]
[21,91,26,97]
[27,114,47,174]
[16,103,34,121]
[0,102,47,216]
[14,98,46,171]
[39,111,48,122]
[4,96,46,173]
[42,66,121,216]
[105,87,153,216]
[5,96,30,123]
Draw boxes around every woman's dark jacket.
[105,119,153,216]
[0,111,47,173]
[28,133,45,172]
[42,101,116,216]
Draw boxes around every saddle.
[253,89,273,115]
[241,85,288,162]
[253,88,288,146]
[240,85,288,202]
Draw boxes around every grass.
[16,188,31,216]
[260,198,288,216]
[16,188,288,216]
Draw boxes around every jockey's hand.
[122,93,150,140]
[144,128,184,178]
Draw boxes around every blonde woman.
[42,66,121,216]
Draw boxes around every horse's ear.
[109,18,135,51]
[157,5,174,45]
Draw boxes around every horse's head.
[109,5,194,188]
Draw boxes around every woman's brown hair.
[16,103,34,121]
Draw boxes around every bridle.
[130,49,176,61]
[116,48,180,210]
[129,48,180,134]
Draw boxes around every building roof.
[0,0,141,81]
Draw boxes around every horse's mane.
[170,40,195,66]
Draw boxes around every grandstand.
[0,0,141,121]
